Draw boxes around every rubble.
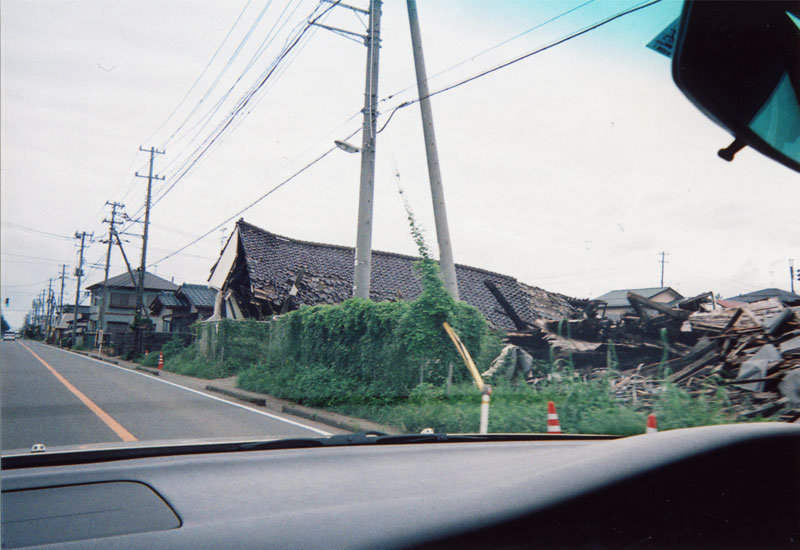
[500,292,800,422]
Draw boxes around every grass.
[237,365,745,435]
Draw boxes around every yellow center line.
[20,342,138,442]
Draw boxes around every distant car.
[3,331,16,341]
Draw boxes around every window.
[110,292,135,309]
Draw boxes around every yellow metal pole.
[443,322,491,434]
[442,322,483,390]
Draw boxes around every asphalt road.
[1,340,332,452]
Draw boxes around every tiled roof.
[180,284,217,308]
[156,291,184,308]
[87,270,179,292]
[235,220,537,330]
[725,288,800,305]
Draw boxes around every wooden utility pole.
[134,147,164,317]
[353,0,382,299]
[659,251,669,287]
[98,201,125,337]
[406,0,459,300]
[71,231,90,348]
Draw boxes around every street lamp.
[334,140,360,154]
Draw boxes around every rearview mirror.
[672,0,800,173]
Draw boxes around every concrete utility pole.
[134,147,165,317]
[406,0,459,300]
[58,264,66,315]
[45,279,54,340]
[98,201,125,337]
[659,251,669,287]
[791,259,795,294]
[71,231,90,348]
[353,0,382,299]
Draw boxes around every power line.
[151,2,336,210]
[151,126,359,266]
[382,0,596,104]
[1,221,75,241]
[379,0,663,127]
[161,0,275,149]
[145,0,255,147]
[155,0,310,174]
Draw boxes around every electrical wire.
[161,0,305,161]
[2,222,75,241]
[150,126,359,266]
[150,2,334,210]
[382,0,596,104]
[379,0,663,127]
[161,0,274,149]
[145,0,254,148]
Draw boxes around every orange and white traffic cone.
[158,351,164,370]
[547,401,562,434]
[646,413,658,434]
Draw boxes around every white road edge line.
[41,343,332,436]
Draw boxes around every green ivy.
[235,204,496,405]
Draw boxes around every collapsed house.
[207,219,578,330]
[493,288,800,421]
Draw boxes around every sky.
[1,0,798,330]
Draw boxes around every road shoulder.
[67,347,399,435]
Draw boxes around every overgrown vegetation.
[157,207,748,434]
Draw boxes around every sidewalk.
[73,349,400,435]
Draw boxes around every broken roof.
[86,270,179,292]
[226,220,546,330]
[594,287,682,308]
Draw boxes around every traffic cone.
[158,351,164,370]
[547,401,562,434]
[646,413,658,434]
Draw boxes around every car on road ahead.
[3,331,16,341]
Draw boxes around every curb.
[135,366,161,376]
[205,385,266,407]
[78,350,159,376]
[203,386,397,434]
[281,406,375,433]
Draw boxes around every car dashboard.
[2,423,799,549]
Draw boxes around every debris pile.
[501,292,800,422]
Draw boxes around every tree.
[1,315,10,333]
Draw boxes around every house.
[150,284,217,333]
[86,270,179,333]
[725,288,800,307]
[207,219,578,331]
[593,287,684,320]
[52,305,91,344]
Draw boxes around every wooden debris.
[506,290,800,422]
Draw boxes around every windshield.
[2,0,799,455]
